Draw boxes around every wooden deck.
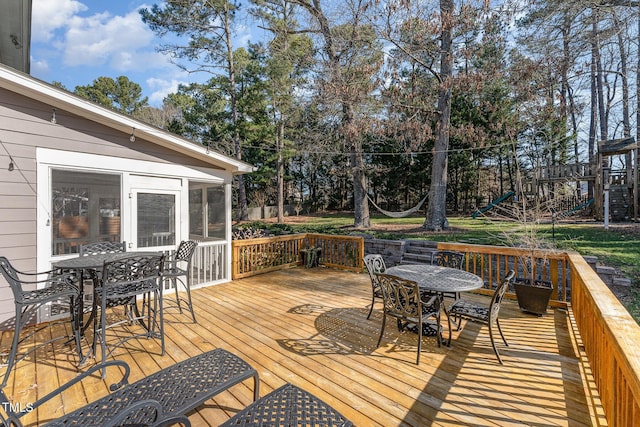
[1,267,601,426]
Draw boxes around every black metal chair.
[448,270,515,364]
[432,250,464,300]
[0,348,259,427]
[93,254,165,372]
[162,240,198,323]
[0,257,82,387]
[362,254,386,320]
[79,241,127,326]
[374,273,448,365]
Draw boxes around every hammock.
[367,194,429,218]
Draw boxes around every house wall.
[0,88,229,326]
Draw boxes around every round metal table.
[385,264,484,343]
[385,264,483,294]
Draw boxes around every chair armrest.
[153,414,191,427]
[0,360,131,424]
[8,271,77,287]
[421,294,441,307]
[103,399,164,426]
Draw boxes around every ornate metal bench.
[1,348,259,426]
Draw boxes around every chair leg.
[172,278,183,314]
[1,304,24,388]
[496,318,509,346]
[434,312,442,348]
[183,276,197,323]
[97,301,109,377]
[70,296,83,361]
[157,289,165,355]
[376,315,387,348]
[488,322,504,364]
[366,295,375,320]
[416,319,422,365]
[444,309,452,347]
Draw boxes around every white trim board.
[37,148,230,183]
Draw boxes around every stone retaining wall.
[364,238,629,288]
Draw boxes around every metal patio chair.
[448,270,515,364]
[93,253,165,372]
[374,273,447,365]
[79,241,126,256]
[431,250,465,300]
[363,254,386,320]
[162,240,198,323]
[0,256,82,387]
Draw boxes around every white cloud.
[63,10,156,68]
[146,77,185,105]
[31,0,87,42]
[30,58,50,76]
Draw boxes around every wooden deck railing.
[437,242,570,307]
[229,234,640,425]
[437,242,640,426]
[231,233,364,279]
[568,253,640,426]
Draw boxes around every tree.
[287,0,384,228]
[251,0,314,222]
[74,76,148,115]
[423,0,456,231]
[141,0,250,220]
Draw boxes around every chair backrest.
[174,240,198,263]
[374,273,422,320]
[432,251,464,269]
[489,270,516,322]
[101,254,164,294]
[363,254,386,282]
[80,241,126,256]
[0,256,22,297]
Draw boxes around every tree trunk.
[637,8,640,220]
[588,15,598,205]
[351,138,370,228]
[424,0,454,231]
[277,120,285,223]
[224,5,247,221]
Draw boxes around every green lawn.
[238,213,640,321]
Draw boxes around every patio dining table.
[385,264,484,295]
[385,264,484,341]
[53,251,162,359]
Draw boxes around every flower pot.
[514,278,553,316]
[300,247,322,268]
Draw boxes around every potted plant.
[513,269,554,316]
[492,191,559,316]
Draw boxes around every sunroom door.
[129,176,182,252]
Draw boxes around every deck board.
[0,267,601,426]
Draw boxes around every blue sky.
[30,0,258,106]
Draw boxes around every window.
[136,192,176,247]
[189,184,225,241]
[52,170,121,255]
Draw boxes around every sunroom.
[0,63,254,325]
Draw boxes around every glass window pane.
[189,188,204,237]
[52,170,120,255]
[207,186,225,240]
[137,193,176,247]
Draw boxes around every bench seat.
[2,348,259,427]
[220,383,353,427]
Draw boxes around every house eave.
[0,64,255,175]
